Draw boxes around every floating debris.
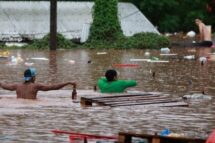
[148,60,169,63]
[0,51,10,58]
[164,33,172,37]
[199,57,207,65]
[184,55,195,60]
[97,52,107,55]
[93,85,97,91]
[130,58,169,63]
[144,51,150,56]
[31,57,49,61]
[130,59,150,62]
[152,72,155,78]
[160,48,170,54]
[68,60,75,64]
[5,42,27,47]
[168,133,185,137]
[160,128,171,136]
[149,57,169,63]
[24,62,34,66]
[16,54,23,63]
[188,80,192,85]
[160,53,178,56]
[7,56,18,65]
[186,31,196,38]
[112,64,139,67]
[182,93,212,100]
[7,55,23,65]
[192,40,196,43]
[209,52,215,55]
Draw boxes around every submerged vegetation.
[0,32,170,49]
[24,33,77,49]
[85,33,169,49]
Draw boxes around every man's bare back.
[16,83,38,99]
[0,68,76,99]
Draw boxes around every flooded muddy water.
[0,47,215,142]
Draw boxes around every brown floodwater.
[0,47,215,142]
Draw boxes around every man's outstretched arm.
[0,82,17,91]
[36,82,76,91]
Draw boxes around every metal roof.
[0,1,159,42]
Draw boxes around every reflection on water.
[0,48,215,142]
[49,51,58,83]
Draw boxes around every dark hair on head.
[105,69,117,81]
[195,18,202,22]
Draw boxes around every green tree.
[88,0,123,42]
[135,0,179,32]
[124,0,214,32]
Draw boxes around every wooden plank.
[110,101,188,107]
[80,92,188,108]
[91,95,175,106]
[94,94,161,100]
[101,97,173,105]
[95,98,166,105]
[93,100,188,108]
[106,98,177,106]
[95,96,170,103]
[90,93,154,100]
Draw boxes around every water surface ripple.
[0,48,214,142]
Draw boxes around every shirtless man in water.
[195,18,213,47]
[0,68,76,99]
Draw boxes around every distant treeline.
[124,0,215,33]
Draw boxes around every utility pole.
[50,0,57,50]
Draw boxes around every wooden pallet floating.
[80,93,188,107]
[118,132,206,143]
